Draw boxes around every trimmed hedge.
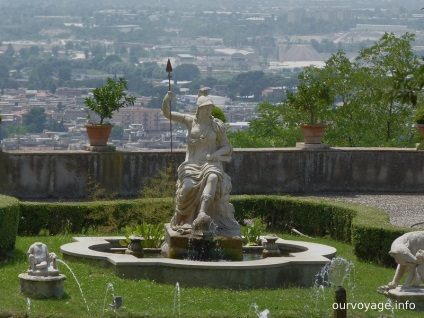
[18,195,410,266]
[0,194,20,259]
[18,198,174,235]
[231,195,409,266]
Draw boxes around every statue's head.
[196,99,214,118]
[198,87,209,97]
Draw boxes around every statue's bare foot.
[193,212,211,232]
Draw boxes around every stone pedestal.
[386,287,424,309]
[82,144,116,152]
[296,142,330,150]
[161,223,243,261]
[19,273,66,299]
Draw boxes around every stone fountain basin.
[60,236,336,290]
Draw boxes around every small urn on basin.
[262,234,281,258]
[125,235,144,258]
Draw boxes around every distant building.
[355,24,408,32]
[207,48,259,71]
[262,87,285,99]
[112,107,166,131]
[177,54,195,63]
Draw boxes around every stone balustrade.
[0,147,423,199]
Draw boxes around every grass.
[0,234,420,318]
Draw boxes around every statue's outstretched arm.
[162,91,186,124]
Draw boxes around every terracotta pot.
[85,124,112,146]
[417,124,424,137]
[300,123,327,144]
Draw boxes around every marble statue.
[162,91,241,237]
[387,231,424,289]
[26,242,59,276]
[19,242,65,298]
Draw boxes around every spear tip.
[166,58,173,72]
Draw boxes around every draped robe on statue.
[170,112,240,237]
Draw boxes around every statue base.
[161,223,243,261]
[19,273,66,299]
[296,142,330,150]
[378,285,424,310]
[82,144,116,152]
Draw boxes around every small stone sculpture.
[27,242,59,276]
[19,242,66,299]
[387,231,424,289]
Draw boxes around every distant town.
[0,0,423,151]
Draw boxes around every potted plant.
[414,105,424,137]
[84,77,136,146]
[284,67,334,144]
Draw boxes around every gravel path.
[299,193,424,229]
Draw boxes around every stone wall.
[0,147,423,199]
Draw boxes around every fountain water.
[26,297,31,317]
[302,257,356,317]
[316,256,356,289]
[102,283,115,316]
[173,282,181,318]
[57,259,91,317]
[250,303,270,318]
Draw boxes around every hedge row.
[17,195,411,266]
[230,195,409,266]
[0,194,20,259]
[18,198,174,235]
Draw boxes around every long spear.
[166,59,177,202]
[166,59,173,154]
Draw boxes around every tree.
[173,64,200,81]
[110,124,124,140]
[84,77,136,124]
[320,50,378,146]
[27,61,53,90]
[5,44,15,57]
[284,66,334,125]
[58,67,72,83]
[229,101,301,148]
[212,106,226,122]
[22,107,47,133]
[355,32,419,144]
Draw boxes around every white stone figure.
[27,242,58,276]
[162,91,241,236]
[414,249,424,284]
[387,231,424,289]
[196,87,211,107]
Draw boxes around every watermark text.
[332,301,415,312]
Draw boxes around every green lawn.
[0,234,419,318]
